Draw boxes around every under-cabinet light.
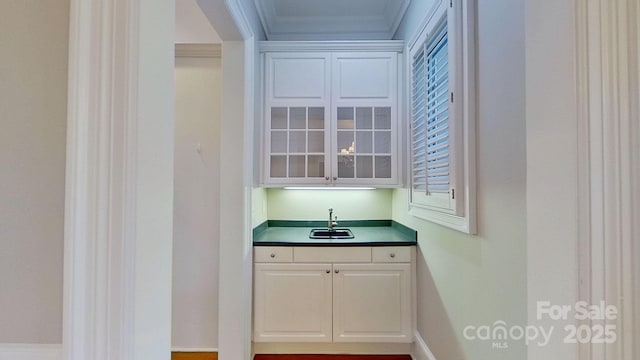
[283,187,376,190]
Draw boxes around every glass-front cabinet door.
[335,106,393,182]
[331,51,398,186]
[268,106,329,182]
[263,52,332,185]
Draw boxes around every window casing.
[407,0,476,234]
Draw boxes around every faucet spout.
[328,208,338,230]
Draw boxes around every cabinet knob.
[333,176,338,181]
[270,253,276,258]
[325,176,330,181]
[390,253,396,258]
[326,269,330,274]
[334,269,339,273]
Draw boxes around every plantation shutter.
[411,19,450,195]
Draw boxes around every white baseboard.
[0,344,62,360]
[253,342,411,354]
[411,332,437,360]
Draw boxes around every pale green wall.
[392,0,527,359]
[266,188,392,221]
[252,188,269,226]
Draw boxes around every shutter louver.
[411,19,450,195]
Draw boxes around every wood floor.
[171,352,218,360]
[254,355,412,360]
[171,353,410,360]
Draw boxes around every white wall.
[0,0,68,344]
[172,51,221,349]
[176,0,222,43]
[525,0,579,358]
[392,0,527,359]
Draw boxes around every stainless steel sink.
[309,228,354,239]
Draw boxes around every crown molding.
[175,43,221,57]
[259,40,405,52]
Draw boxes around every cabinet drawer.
[372,246,411,263]
[294,247,371,263]
[255,247,293,263]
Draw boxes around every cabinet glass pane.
[337,131,354,154]
[289,155,305,177]
[356,107,373,129]
[308,131,324,153]
[308,107,324,129]
[271,107,287,129]
[271,131,287,153]
[308,155,325,177]
[270,156,286,177]
[289,131,306,153]
[356,156,373,178]
[337,107,354,129]
[374,107,391,129]
[290,107,306,129]
[356,131,373,153]
[338,155,355,178]
[374,131,391,153]
[375,156,392,178]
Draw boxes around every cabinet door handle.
[390,253,396,258]
[270,253,276,258]
[334,269,339,273]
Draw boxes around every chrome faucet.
[328,208,338,230]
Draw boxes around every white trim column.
[205,1,257,359]
[576,0,639,359]
[63,0,175,359]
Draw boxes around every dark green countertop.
[253,220,417,246]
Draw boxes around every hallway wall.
[0,0,69,344]
[172,49,222,349]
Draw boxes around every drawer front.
[294,247,371,263]
[254,247,293,263]
[372,246,411,263]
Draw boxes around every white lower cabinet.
[253,263,333,342]
[332,263,412,342]
[253,246,414,343]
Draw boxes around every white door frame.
[64,0,176,358]
[64,0,257,358]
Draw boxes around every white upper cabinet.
[333,52,396,101]
[261,42,403,187]
[266,53,331,101]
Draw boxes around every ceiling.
[254,0,410,41]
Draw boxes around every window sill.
[409,203,475,234]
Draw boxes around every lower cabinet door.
[332,263,412,343]
[254,263,333,342]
